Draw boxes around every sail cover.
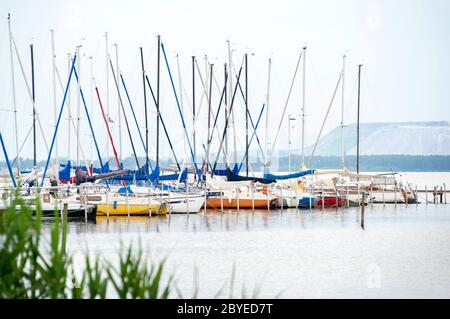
[264,169,315,180]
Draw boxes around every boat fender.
[113,200,117,209]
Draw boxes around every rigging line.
[308,71,343,168]
[109,58,141,170]
[161,42,201,180]
[211,66,243,174]
[269,50,303,162]
[11,36,50,154]
[120,73,150,163]
[195,58,241,163]
[231,66,266,160]
[55,66,91,171]
[145,75,181,170]
[41,53,77,187]
[238,103,265,172]
[10,124,33,168]
[73,66,105,172]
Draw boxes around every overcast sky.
[0,0,449,164]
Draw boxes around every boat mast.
[176,53,187,160]
[264,58,271,174]
[206,63,213,174]
[67,53,71,165]
[89,56,93,167]
[223,63,228,167]
[301,47,306,168]
[245,53,249,176]
[140,47,149,174]
[30,43,36,174]
[105,32,110,168]
[114,43,122,167]
[356,64,362,175]
[50,29,58,167]
[340,54,346,168]
[7,14,19,175]
[76,45,81,169]
[192,55,196,173]
[156,35,161,167]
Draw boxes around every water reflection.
[45,204,450,298]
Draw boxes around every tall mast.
[8,14,19,175]
[356,64,362,175]
[67,53,71,163]
[264,58,271,174]
[226,40,231,166]
[206,63,213,173]
[140,47,149,174]
[192,55,196,171]
[156,34,161,167]
[89,56,93,165]
[223,64,228,167]
[76,45,81,168]
[245,53,249,176]
[50,29,58,166]
[176,53,187,159]
[114,43,122,167]
[340,54,346,168]
[105,32,109,167]
[301,46,306,168]
[30,44,36,171]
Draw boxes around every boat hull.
[206,197,277,209]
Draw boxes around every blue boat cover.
[264,169,315,180]
[59,161,71,183]
[226,168,275,184]
[214,163,239,176]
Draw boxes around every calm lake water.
[55,172,450,298]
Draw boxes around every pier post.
[236,187,240,213]
[394,183,397,207]
[370,181,373,207]
[186,184,189,216]
[440,186,443,204]
[361,192,365,229]
[126,187,130,219]
[444,183,447,204]
[425,185,428,205]
[168,186,172,215]
[62,202,68,253]
[321,185,324,209]
[106,188,110,219]
[204,183,207,214]
[335,187,339,209]
[251,185,255,211]
[220,187,224,213]
[280,186,284,212]
[434,186,437,204]
[415,185,418,206]
[357,183,361,207]
[346,185,350,208]
[147,188,154,218]
[84,188,88,223]
[267,187,270,211]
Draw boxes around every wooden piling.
[361,192,365,229]
[321,185,324,209]
[186,184,190,216]
[220,187,224,213]
[251,185,255,211]
[444,183,447,204]
[236,187,240,213]
[62,202,68,253]
[425,185,428,205]
[280,186,284,211]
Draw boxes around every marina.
[1,0,450,302]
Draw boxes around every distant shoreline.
[3,155,450,173]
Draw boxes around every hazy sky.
[0,0,449,164]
